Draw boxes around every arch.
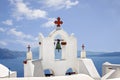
[49,29,69,40]
[44,69,54,77]
[49,30,68,60]
[65,68,77,75]
[54,34,62,39]
[54,34,62,60]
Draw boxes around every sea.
[0,51,120,77]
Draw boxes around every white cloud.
[0,41,7,46]
[8,28,33,39]
[2,19,13,26]
[10,0,47,20]
[0,28,5,32]
[42,18,56,28]
[7,28,38,47]
[16,39,38,48]
[43,0,79,9]
[65,0,79,9]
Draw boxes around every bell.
[56,40,61,52]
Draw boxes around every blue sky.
[0,0,120,52]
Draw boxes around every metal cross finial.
[54,17,63,27]
[27,45,31,52]
[82,44,85,50]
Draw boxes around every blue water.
[0,57,25,77]
[0,53,120,77]
[90,56,120,76]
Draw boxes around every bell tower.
[81,44,86,59]
[26,45,32,60]
[39,17,77,76]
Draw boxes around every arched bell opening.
[44,69,54,77]
[54,35,62,60]
[65,68,76,75]
[54,34,67,60]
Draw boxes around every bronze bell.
[55,39,61,52]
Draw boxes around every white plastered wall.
[24,60,34,77]
[39,29,78,76]
[102,62,120,79]
[79,58,100,80]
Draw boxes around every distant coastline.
[0,48,120,77]
[0,48,120,59]
[0,48,25,59]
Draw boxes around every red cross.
[82,44,85,50]
[54,17,63,27]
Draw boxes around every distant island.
[0,48,25,59]
[0,48,120,59]
[78,51,120,57]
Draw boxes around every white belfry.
[81,44,86,58]
[26,45,32,60]
[23,17,101,80]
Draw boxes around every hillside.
[0,48,25,59]
[77,51,120,57]
[0,47,120,59]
